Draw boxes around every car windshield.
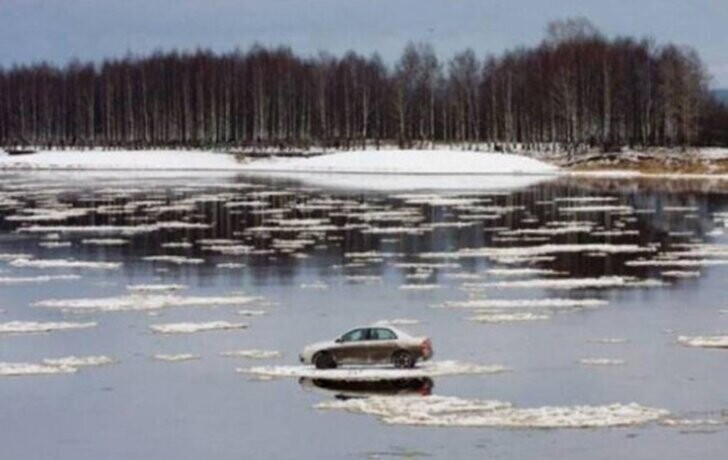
[340,328,368,342]
[370,328,397,340]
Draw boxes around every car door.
[331,328,371,364]
[368,328,400,363]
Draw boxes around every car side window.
[371,328,397,340]
[340,328,368,342]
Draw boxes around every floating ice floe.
[399,284,440,291]
[300,281,329,290]
[627,259,728,267]
[152,353,200,362]
[485,268,565,277]
[34,294,259,312]
[38,241,72,248]
[126,284,187,292]
[81,238,129,246]
[9,258,121,270]
[374,319,421,326]
[660,270,701,278]
[677,335,728,349]
[420,244,654,260]
[42,355,114,368]
[468,312,550,323]
[150,321,248,334]
[5,208,91,222]
[0,274,81,285]
[439,298,607,310]
[217,262,246,269]
[559,205,633,214]
[461,276,663,291]
[587,338,629,345]
[219,349,282,359]
[315,395,668,428]
[240,360,508,381]
[0,321,96,334]
[237,309,267,317]
[0,362,77,377]
[579,358,626,366]
[142,255,205,265]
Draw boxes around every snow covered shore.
[0,150,242,171]
[0,149,559,175]
[242,150,560,175]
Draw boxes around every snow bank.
[316,395,668,428]
[240,360,508,381]
[243,150,558,175]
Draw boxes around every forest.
[1,19,727,152]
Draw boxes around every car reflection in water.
[299,377,434,399]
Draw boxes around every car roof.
[343,325,413,338]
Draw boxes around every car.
[299,325,433,369]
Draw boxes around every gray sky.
[1,0,726,87]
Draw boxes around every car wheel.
[314,352,337,369]
[392,350,415,369]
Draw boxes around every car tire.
[314,352,337,369]
[392,350,415,369]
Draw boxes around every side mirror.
[334,338,342,343]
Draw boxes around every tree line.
[1,18,726,152]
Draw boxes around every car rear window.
[370,328,397,340]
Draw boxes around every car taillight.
[420,339,432,356]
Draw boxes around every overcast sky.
[1,0,726,87]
